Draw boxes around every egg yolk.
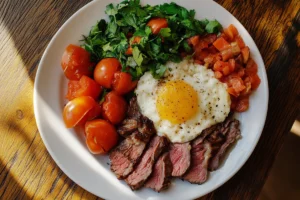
[156,80,198,124]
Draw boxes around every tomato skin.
[241,47,250,64]
[94,58,121,88]
[66,75,102,101]
[188,35,200,47]
[112,72,138,95]
[147,18,168,34]
[77,103,102,126]
[85,119,118,154]
[102,91,127,125]
[63,96,96,128]
[61,44,93,80]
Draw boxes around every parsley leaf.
[205,20,222,33]
[159,28,171,37]
[132,46,143,66]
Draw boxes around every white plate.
[34,0,269,199]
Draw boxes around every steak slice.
[169,143,191,177]
[182,140,212,184]
[127,97,141,119]
[109,132,147,179]
[117,118,138,137]
[145,152,173,192]
[208,119,241,171]
[125,136,168,190]
[137,116,156,141]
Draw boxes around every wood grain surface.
[0,0,299,199]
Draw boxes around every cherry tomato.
[63,96,96,128]
[102,91,127,124]
[94,58,121,88]
[112,72,138,95]
[147,18,168,34]
[85,119,118,154]
[77,103,102,126]
[66,75,102,101]
[61,44,93,80]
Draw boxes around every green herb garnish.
[83,0,222,79]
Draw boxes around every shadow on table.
[0,0,92,82]
[0,158,31,199]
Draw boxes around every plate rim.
[34,0,269,199]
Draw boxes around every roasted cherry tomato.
[102,91,127,124]
[61,44,93,80]
[85,119,118,154]
[63,96,96,128]
[94,58,121,88]
[77,103,102,126]
[147,18,168,34]
[66,75,102,101]
[112,72,137,95]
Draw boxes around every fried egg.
[135,59,231,143]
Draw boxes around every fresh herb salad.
[83,0,222,79]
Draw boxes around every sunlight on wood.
[291,120,300,137]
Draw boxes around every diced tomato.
[221,48,234,61]
[235,35,246,49]
[235,54,243,64]
[241,77,252,96]
[213,61,224,71]
[236,64,245,78]
[224,24,239,41]
[241,46,250,63]
[207,46,218,54]
[230,42,241,56]
[248,74,261,90]
[202,34,218,44]
[245,58,258,75]
[194,40,209,51]
[229,76,246,93]
[229,59,236,72]
[222,65,231,75]
[235,95,249,112]
[213,37,230,51]
[195,49,209,61]
[230,96,238,110]
[188,35,200,47]
[215,71,223,79]
[227,87,239,97]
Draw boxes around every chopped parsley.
[82,0,222,79]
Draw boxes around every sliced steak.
[208,119,241,171]
[127,97,141,119]
[117,118,138,137]
[125,136,168,190]
[137,116,156,141]
[145,153,173,192]
[109,132,147,179]
[182,141,212,184]
[169,143,191,177]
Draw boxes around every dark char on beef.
[207,119,241,171]
[145,152,173,192]
[125,136,168,190]
[169,143,191,177]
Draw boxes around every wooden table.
[0,0,299,199]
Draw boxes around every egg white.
[135,59,231,143]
